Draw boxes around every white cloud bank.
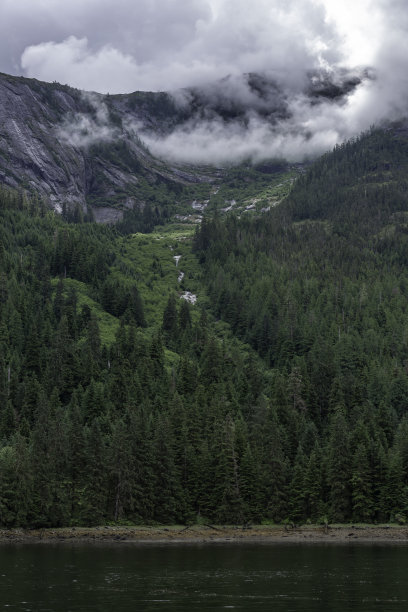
[56,93,119,148]
[13,0,341,92]
[0,0,407,163]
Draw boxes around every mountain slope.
[1,127,408,527]
[0,69,365,222]
[0,73,217,222]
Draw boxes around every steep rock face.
[0,69,366,221]
[0,75,87,210]
[0,73,211,220]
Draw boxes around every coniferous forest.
[1,127,408,528]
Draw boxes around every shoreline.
[1,524,408,545]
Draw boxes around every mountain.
[1,123,408,528]
[0,72,217,222]
[0,69,364,222]
[1,65,408,529]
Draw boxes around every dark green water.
[0,543,407,611]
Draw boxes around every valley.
[0,73,408,530]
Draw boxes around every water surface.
[0,542,407,611]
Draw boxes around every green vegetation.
[192,126,408,525]
[1,126,408,528]
[0,186,271,528]
[50,278,119,346]
[115,225,200,326]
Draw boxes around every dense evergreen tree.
[1,127,408,527]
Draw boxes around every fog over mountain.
[141,69,372,164]
[1,0,408,163]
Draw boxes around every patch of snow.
[174,214,193,222]
[191,200,209,211]
[178,271,185,283]
[53,202,63,214]
[180,292,197,304]
[173,255,181,266]
[245,204,256,211]
[221,199,237,213]
[261,206,271,213]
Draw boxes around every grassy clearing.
[51,277,119,346]
[50,220,263,372]
[114,224,204,327]
[113,224,267,376]
[240,171,297,211]
[164,167,299,222]
[50,223,205,358]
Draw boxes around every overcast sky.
[0,0,391,93]
[1,0,407,163]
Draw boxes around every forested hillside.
[193,126,408,523]
[1,126,408,527]
[0,188,272,527]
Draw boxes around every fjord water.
[1,543,407,611]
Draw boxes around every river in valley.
[0,542,407,611]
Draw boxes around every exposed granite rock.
[0,72,215,218]
[92,206,124,224]
[0,68,366,220]
[0,75,87,209]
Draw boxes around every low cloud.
[2,0,408,164]
[57,92,119,148]
[140,71,375,165]
[141,114,338,165]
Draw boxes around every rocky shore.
[1,524,408,545]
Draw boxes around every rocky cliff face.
[0,75,85,210]
[0,73,213,221]
[0,69,365,221]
